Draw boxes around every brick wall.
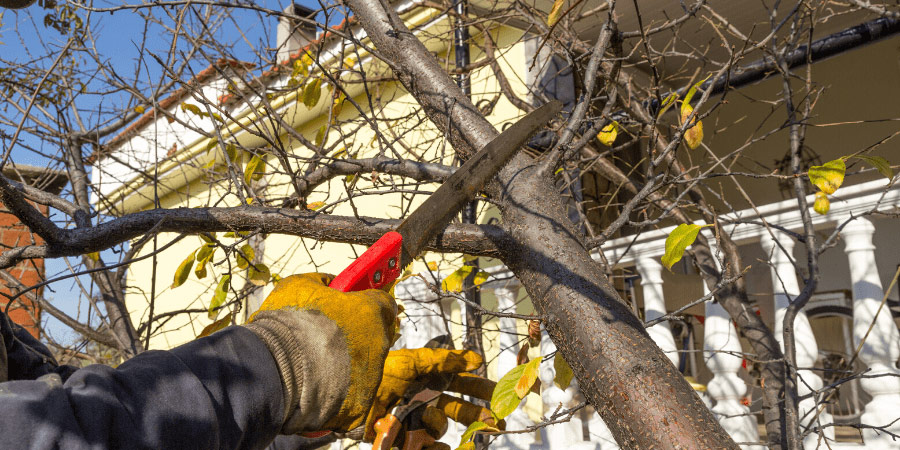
[0,203,47,339]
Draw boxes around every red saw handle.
[329,231,403,292]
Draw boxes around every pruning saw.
[328,100,561,293]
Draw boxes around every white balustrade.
[841,218,900,449]
[760,232,834,447]
[635,257,679,366]
[702,241,760,447]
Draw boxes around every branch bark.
[343,1,738,447]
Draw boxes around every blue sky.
[0,0,322,346]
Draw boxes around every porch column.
[841,218,900,448]
[702,242,760,446]
[760,232,834,446]
[635,257,679,366]
[493,285,535,450]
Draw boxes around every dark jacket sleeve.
[0,325,285,450]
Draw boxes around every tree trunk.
[343,2,739,447]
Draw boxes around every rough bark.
[344,1,738,448]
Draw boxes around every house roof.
[101,58,256,152]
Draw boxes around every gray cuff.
[244,309,351,434]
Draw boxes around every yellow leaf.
[195,244,215,279]
[680,75,711,117]
[441,266,474,293]
[248,263,271,286]
[554,352,574,389]
[813,191,830,215]
[808,159,846,195]
[306,201,326,210]
[208,275,231,320]
[491,363,528,420]
[547,0,566,26]
[303,78,323,108]
[597,120,619,146]
[134,105,145,114]
[85,251,100,262]
[237,244,255,270]
[657,93,678,118]
[244,154,264,186]
[459,421,496,446]
[180,102,202,116]
[197,314,232,339]
[680,105,703,150]
[210,112,224,123]
[473,270,489,286]
[172,250,196,288]
[661,223,704,270]
[515,357,541,398]
[852,155,894,180]
[427,261,439,271]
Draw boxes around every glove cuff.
[245,309,351,434]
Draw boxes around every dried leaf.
[197,314,232,339]
[172,250,196,288]
[661,223,704,270]
[813,191,830,215]
[306,201,326,210]
[808,159,846,195]
[553,352,574,389]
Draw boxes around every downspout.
[453,0,487,376]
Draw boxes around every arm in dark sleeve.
[0,311,77,381]
[0,326,285,450]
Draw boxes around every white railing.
[390,178,900,450]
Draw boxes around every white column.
[493,286,535,450]
[760,232,834,447]
[842,218,900,449]
[635,257,679,366]
[702,242,760,447]
[539,328,603,450]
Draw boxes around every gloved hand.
[363,348,502,445]
[244,273,397,435]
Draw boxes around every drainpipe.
[453,0,486,376]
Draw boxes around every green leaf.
[661,223,704,270]
[197,314,232,339]
[199,233,216,244]
[459,421,490,446]
[237,244,255,270]
[547,0,566,26]
[813,191,830,215]
[248,263,271,286]
[681,74,711,116]
[853,155,894,180]
[554,352,574,389]
[441,266,474,293]
[491,363,528,419]
[172,250,196,288]
[473,270,489,286]
[456,442,476,450]
[303,78,323,108]
[515,357,541,398]
[208,275,231,320]
[596,120,619,146]
[657,93,678,118]
[808,159,846,195]
[314,125,327,147]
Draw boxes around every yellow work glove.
[244,273,397,435]
[363,348,502,443]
